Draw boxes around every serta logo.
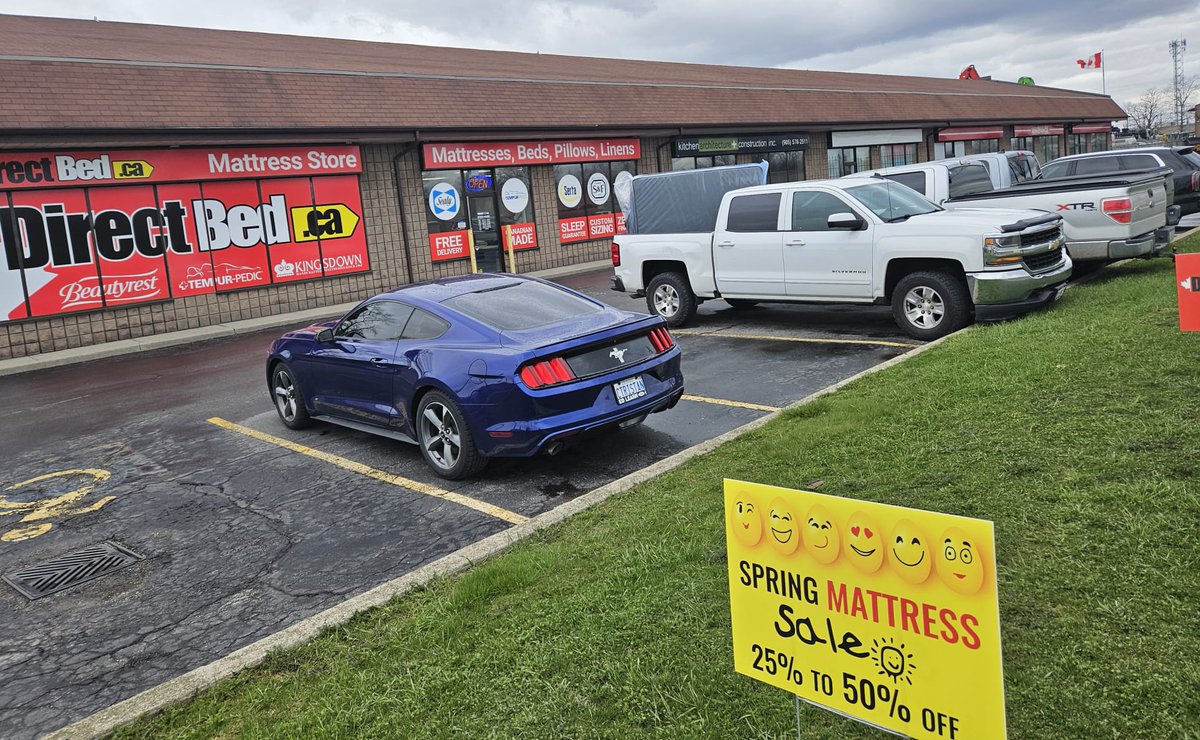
[193,195,289,251]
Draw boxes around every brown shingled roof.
[0,14,1124,144]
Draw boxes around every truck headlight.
[984,234,1023,265]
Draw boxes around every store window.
[423,167,537,269]
[765,151,806,184]
[934,139,1000,159]
[828,147,872,177]
[672,155,736,170]
[1014,137,1061,164]
[881,144,918,168]
[1068,133,1110,155]
[555,161,636,245]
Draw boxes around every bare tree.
[1175,74,1199,126]
[1125,87,1169,137]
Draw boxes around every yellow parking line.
[681,394,781,413]
[207,417,528,525]
[672,330,917,349]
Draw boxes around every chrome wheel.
[273,368,299,422]
[652,283,680,318]
[902,286,945,330]
[419,400,461,471]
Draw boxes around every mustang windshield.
[844,180,942,223]
[444,280,602,331]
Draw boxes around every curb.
[49,325,958,739]
[0,259,614,378]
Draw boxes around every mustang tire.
[416,391,487,480]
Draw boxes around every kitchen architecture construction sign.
[725,479,1005,739]
[0,145,369,322]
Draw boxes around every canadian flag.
[1077,52,1102,69]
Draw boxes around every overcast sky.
[5,1,1198,117]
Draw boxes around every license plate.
[614,376,646,405]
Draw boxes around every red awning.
[938,126,1005,141]
[1071,123,1112,134]
[1014,124,1065,137]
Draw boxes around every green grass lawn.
[118,237,1200,739]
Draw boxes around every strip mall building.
[0,15,1124,359]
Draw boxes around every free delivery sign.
[725,480,1005,739]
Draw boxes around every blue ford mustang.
[266,274,684,479]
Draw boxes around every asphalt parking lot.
[0,267,920,738]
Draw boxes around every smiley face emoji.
[843,512,884,574]
[730,498,764,548]
[888,519,932,584]
[936,526,985,595]
[767,497,801,555]
[802,504,840,564]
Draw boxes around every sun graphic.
[870,637,916,685]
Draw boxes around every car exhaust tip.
[546,442,564,456]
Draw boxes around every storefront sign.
[672,133,809,157]
[557,174,583,209]
[429,230,470,262]
[0,145,361,190]
[422,139,640,170]
[1013,125,1065,137]
[2,167,369,320]
[937,126,1004,142]
[500,178,530,214]
[831,129,922,147]
[558,217,589,244]
[501,222,538,251]
[615,211,628,235]
[725,479,1005,740]
[1071,123,1112,134]
[1177,253,1200,331]
[428,182,461,220]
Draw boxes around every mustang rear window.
[444,281,602,330]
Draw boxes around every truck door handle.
[370,357,391,366]
[786,239,806,246]
[717,240,735,248]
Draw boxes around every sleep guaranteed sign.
[725,480,1005,739]
[0,145,370,322]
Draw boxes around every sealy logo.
[609,347,628,363]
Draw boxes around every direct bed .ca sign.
[0,145,369,322]
[725,480,1005,739]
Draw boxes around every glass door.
[464,170,502,272]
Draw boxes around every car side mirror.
[827,212,865,230]
[316,328,334,343]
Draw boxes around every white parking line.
[673,329,917,349]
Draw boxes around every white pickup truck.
[611,176,1072,339]
[847,160,1172,262]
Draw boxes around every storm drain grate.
[4,541,144,600]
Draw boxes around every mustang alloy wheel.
[271,364,311,430]
[416,391,486,479]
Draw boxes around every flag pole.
[1101,49,1106,95]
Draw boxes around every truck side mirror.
[827,212,865,230]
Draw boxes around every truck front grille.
[1020,226,1060,247]
[1024,249,1064,273]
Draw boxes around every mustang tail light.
[1101,197,1132,224]
[611,242,621,267]
[519,357,576,389]
[647,326,675,353]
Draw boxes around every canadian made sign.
[0,145,369,322]
[422,139,640,170]
[725,480,1005,739]
[1177,253,1200,331]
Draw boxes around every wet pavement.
[0,268,919,738]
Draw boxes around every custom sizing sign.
[0,146,369,321]
[725,480,1005,739]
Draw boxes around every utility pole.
[1170,38,1187,129]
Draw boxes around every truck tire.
[891,271,971,340]
[646,272,697,327]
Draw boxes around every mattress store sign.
[422,138,640,169]
[0,145,369,322]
